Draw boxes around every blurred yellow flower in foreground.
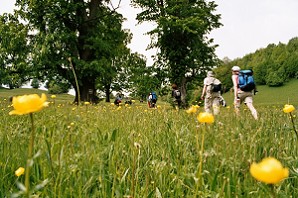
[283,104,295,113]
[197,112,214,124]
[186,105,197,114]
[9,93,49,115]
[15,167,25,177]
[250,157,289,184]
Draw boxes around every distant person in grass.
[201,71,223,115]
[171,84,182,109]
[231,66,258,120]
[114,93,122,106]
[147,91,157,108]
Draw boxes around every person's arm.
[201,84,207,100]
[232,75,238,101]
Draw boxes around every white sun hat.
[231,66,241,71]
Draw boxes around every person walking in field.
[171,84,182,109]
[200,71,223,115]
[231,65,258,120]
[147,91,158,108]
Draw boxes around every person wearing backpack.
[171,84,182,109]
[114,93,122,106]
[200,71,223,115]
[231,66,258,120]
[147,91,158,108]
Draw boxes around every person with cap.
[200,71,223,115]
[231,65,258,120]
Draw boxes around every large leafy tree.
[131,0,222,106]
[0,13,31,88]
[4,0,128,103]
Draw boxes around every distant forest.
[214,37,298,91]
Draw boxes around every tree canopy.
[131,0,222,106]
[215,37,298,90]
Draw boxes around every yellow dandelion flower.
[250,157,289,184]
[283,104,295,113]
[9,93,49,115]
[84,101,90,105]
[186,105,197,114]
[197,112,214,124]
[15,167,25,177]
[51,95,56,99]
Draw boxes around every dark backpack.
[173,89,181,99]
[238,69,255,91]
[210,78,222,92]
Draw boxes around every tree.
[31,78,40,89]
[4,0,128,103]
[0,13,31,89]
[131,0,222,106]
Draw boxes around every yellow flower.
[15,167,25,177]
[9,93,49,115]
[283,104,295,113]
[197,112,214,124]
[51,95,56,99]
[250,157,289,184]
[131,100,136,103]
[84,101,90,105]
[186,105,197,114]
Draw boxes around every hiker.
[200,71,223,115]
[171,84,182,109]
[114,93,122,106]
[147,91,158,108]
[231,66,258,120]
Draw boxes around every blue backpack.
[238,69,256,91]
[151,92,158,100]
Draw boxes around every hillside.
[0,88,75,103]
[222,79,298,107]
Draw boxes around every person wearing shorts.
[231,66,258,120]
[201,71,222,115]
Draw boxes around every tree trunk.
[73,76,99,104]
[180,77,187,108]
[105,84,111,102]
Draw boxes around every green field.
[0,83,297,197]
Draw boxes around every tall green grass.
[1,81,298,197]
[0,95,297,197]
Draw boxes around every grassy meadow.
[0,83,298,197]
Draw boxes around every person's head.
[172,84,178,89]
[231,66,241,74]
[207,71,214,77]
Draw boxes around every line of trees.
[215,37,298,91]
[0,0,222,106]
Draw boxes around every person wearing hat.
[200,71,223,115]
[231,66,258,120]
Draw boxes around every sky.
[1,0,298,65]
